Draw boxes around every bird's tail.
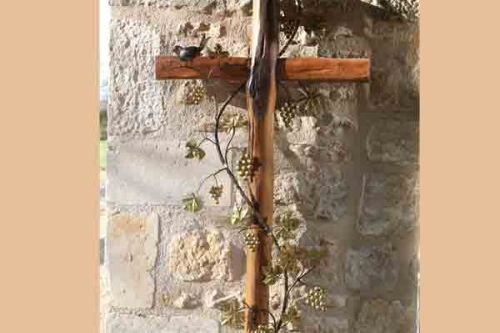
[199,34,210,51]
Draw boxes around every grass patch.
[100,140,107,170]
[100,111,108,170]
[100,111,108,140]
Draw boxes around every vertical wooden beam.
[245,0,279,332]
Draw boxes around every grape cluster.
[183,81,206,105]
[305,286,327,311]
[244,232,260,252]
[279,102,299,129]
[209,185,223,204]
[254,325,274,333]
[237,151,257,180]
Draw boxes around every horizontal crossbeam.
[155,56,370,82]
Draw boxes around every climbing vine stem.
[212,82,280,247]
[279,0,303,57]
[183,76,328,332]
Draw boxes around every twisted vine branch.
[211,82,282,250]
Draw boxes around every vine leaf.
[220,112,248,132]
[185,140,206,160]
[262,264,284,286]
[275,211,300,241]
[219,299,244,329]
[279,244,307,274]
[254,324,275,333]
[182,193,203,213]
[297,86,328,116]
[230,205,250,225]
[282,305,301,329]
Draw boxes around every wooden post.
[244,0,279,331]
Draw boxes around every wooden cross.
[155,1,369,331]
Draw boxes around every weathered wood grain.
[277,57,370,82]
[155,57,249,82]
[155,56,370,82]
[244,0,279,332]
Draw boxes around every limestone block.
[238,0,252,15]
[274,171,314,209]
[169,0,228,13]
[345,244,398,292]
[330,294,348,308]
[109,20,218,139]
[367,120,418,164]
[109,0,170,6]
[409,255,419,285]
[109,0,228,8]
[284,45,319,58]
[357,172,418,236]
[314,168,348,221]
[168,229,233,281]
[315,140,350,164]
[288,144,317,167]
[274,168,348,221]
[100,265,111,331]
[107,213,158,308]
[301,316,349,333]
[285,116,320,145]
[354,299,415,333]
[274,142,317,171]
[172,292,202,309]
[208,22,227,38]
[315,239,344,286]
[318,26,371,59]
[203,289,228,308]
[169,0,216,7]
[205,293,242,311]
[107,139,232,206]
[370,21,419,109]
[106,313,220,333]
[108,19,165,138]
[275,140,348,170]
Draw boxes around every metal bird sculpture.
[173,34,209,62]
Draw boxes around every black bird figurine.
[173,34,209,62]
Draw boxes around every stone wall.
[103,0,419,332]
